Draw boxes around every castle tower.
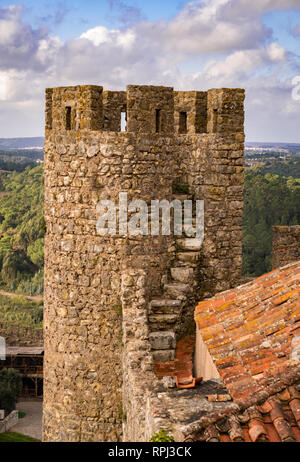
[43,85,245,441]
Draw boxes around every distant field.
[0,138,44,150]
[0,293,43,329]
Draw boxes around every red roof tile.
[183,388,300,442]
[154,335,202,389]
[185,261,300,442]
[195,261,300,405]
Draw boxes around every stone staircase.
[148,194,202,363]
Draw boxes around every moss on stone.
[150,429,174,442]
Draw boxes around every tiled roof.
[192,260,300,442]
[154,335,202,388]
[195,261,300,406]
[182,386,300,442]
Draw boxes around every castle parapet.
[103,91,127,131]
[207,88,245,134]
[46,85,103,131]
[126,85,174,134]
[45,85,245,136]
[174,91,207,134]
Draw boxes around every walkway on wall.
[149,191,202,386]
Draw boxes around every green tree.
[0,368,22,414]
[0,165,44,292]
[243,170,300,276]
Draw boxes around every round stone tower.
[43,84,245,441]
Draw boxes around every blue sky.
[1,0,186,38]
[0,0,300,141]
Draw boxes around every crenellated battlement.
[45,84,245,135]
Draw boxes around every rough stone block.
[171,267,193,283]
[177,238,202,251]
[149,331,176,350]
[152,349,176,362]
[164,283,190,298]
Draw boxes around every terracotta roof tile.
[195,260,300,404]
[183,388,300,442]
[248,418,268,442]
[154,335,202,389]
[186,260,300,442]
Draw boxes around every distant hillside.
[0,165,44,294]
[245,142,300,156]
[0,137,44,150]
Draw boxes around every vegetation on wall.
[150,429,175,442]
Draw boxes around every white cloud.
[0,4,53,72]
[0,72,8,100]
[164,0,268,54]
[80,26,136,50]
[0,1,299,140]
[203,49,267,80]
[80,26,112,46]
[267,42,285,61]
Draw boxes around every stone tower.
[43,85,245,441]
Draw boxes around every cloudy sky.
[0,0,300,141]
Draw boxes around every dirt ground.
[10,400,43,441]
[0,290,43,302]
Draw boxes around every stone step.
[152,349,176,362]
[149,323,177,332]
[150,305,182,315]
[149,298,182,314]
[149,331,176,350]
[148,313,179,325]
[164,283,190,298]
[170,267,193,283]
[176,252,201,264]
[150,299,182,308]
[176,238,202,251]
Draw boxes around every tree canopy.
[243,170,300,276]
[0,165,44,294]
[0,368,22,414]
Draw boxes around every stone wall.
[43,84,245,442]
[43,118,177,441]
[121,268,158,442]
[0,322,43,346]
[174,91,207,134]
[127,86,174,134]
[272,226,300,269]
[175,132,244,298]
[0,410,18,433]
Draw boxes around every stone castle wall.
[43,84,245,442]
[272,226,300,269]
